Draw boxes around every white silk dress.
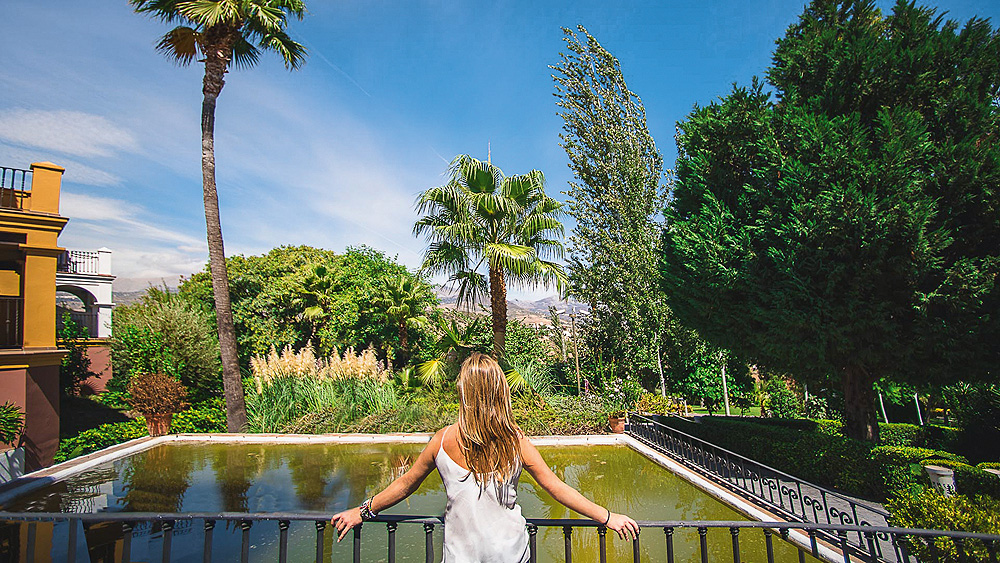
[435,428,530,563]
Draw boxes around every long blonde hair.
[456,352,522,489]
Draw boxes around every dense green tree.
[661,0,1000,441]
[414,155,567,358]
[131,0,308,432]
[552,26,671,379]
[181,245,435,366]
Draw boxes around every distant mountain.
[112,275,184,305]
[433,285,588,326]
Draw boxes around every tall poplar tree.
[552,26,670,378]
[662,0,1000,441]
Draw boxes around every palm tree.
[130,0,307,431]
[376,275,431,358]
[414,155,567,358]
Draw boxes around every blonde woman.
[331,352,639,562]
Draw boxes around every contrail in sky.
[301,38,372,98]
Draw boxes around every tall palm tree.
[130,0,307,431]
[414,155,567,358]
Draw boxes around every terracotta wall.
[0,363,60,471]
[79,341,112,395]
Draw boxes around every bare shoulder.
[518,434,544,466]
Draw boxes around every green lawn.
[689,405,762,417]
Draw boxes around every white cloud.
[0,143,122,187]
[0,109,138,158]
[59,190,207,279]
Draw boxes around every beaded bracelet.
[360,497,378,521]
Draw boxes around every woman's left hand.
[331,507,363,541]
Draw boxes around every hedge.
[54,400,227,463]
[658,417,961,500]
[887,489,1000,563]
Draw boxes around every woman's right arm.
[331,428,444,541]
[519,437,640,540]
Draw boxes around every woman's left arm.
[331,429,443,541]
[520,436,640,540]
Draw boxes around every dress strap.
[439,425,451,456]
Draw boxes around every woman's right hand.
[606,512,640,540]
[331,507,363,542]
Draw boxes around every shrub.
[57,313,95,395]
[111,289,221,400]
[54,419,148,463]
[128,373,188,415]
[514,393,607,436]
[90,391,131,410]
[171,399,227,433]
[887,489,1000,562]
[763,378,801,418]
[0,402,24,444]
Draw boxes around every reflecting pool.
[1,442,821,562]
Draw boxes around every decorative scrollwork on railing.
[829,506,856,526]
[801,495,824,524]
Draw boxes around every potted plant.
[128,373,188,437]
[602,376,641,433]
[0,402,25,482]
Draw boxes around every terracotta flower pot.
[608,415,626,434]
[145,413,173,437]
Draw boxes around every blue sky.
[2,0,998,298]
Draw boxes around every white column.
[97,247,112,276]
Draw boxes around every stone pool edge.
[0,432,841,562]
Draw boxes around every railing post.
[203,519,215,563]
[240,520,252,563]
[730,526,741,563]
[424,522,435,563]
[763,528,775,563]
[387,522,397,563]
[67,518,77,563]
[353,523,362,563]
[598,525,607,563]
[26,522,36,561]
[527,523,537,563]
[161,520,174,563]
[315,520,326,563]
[698,526,709,563]
[278,520,289,563]
[563,525,573,563]
[837,529,851,563]
[121,521,133,563]
[664,527,675,563]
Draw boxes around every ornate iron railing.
[627,413,913,562]
[0,297,23,348]
[0,167,31,210]
[1,512,998,563]
[57,250,101,275]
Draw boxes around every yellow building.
[0,162,68,471]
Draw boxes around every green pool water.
[2,442,820,562]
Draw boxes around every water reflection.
[1,443,820,563]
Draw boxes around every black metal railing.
[0,297,23,348]
[57,250,101,275]
[0,167,31,210]
[628,413,906,562]
[1,512,998,563]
